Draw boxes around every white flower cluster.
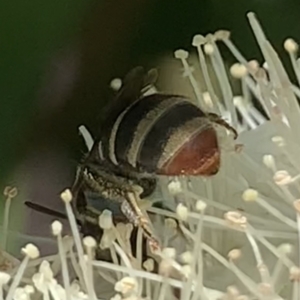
[1,11,300,300]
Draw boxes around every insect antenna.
[24,201,82,226]
[207,112,238,139]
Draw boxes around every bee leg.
[113,163,157,198]
[207,112,238,139]
[137,178,157,198]
[121,192,160,253]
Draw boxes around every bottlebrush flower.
[1,11,300,300]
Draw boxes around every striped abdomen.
[100,93,220,176]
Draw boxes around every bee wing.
[103,67,158,126]
[121,66,158,95]
[141,68,158,95]
[88,67,159,163]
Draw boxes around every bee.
[26,67,237,256]
[71,67,237,252]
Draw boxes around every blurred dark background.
[1,0,300,252]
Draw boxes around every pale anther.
[176,203,189,221]
[273,170,292,185]
[242,189,258,202]
[143,258,154,272]
[168,179,182,195]
[277,243,293,255]
[174,49,189,60]
[195,200,207,211]
[214,30,230,40]
[51,220,63,236]
[202,92,213,108]
[114,276,138,296]
[83,236,97,249]
[226,285,240,297]
[0,271,11,285]
[228,249,242,261]
[247,60,259,72]
[99,209,113,229]
[284,38,299,53]
[263,61,269,70]
[263,154,275,169]
[192,34,205,47]
[224,211,247,229]
[60,189,73,203]
[271,136,285,147]
[110,78,122,91]
[290,266,300,281]
[230,63,247,79]
[3,186,18,198]
[203,43,214,55]
[21,243,40,259]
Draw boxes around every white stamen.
[114,277,138,297]
[284,38,298,54]
[202,92,214,108]
[51,220,63,236]
[168,179,182,195]
[60,189,73,203]
[83,236,97,249]
[242,189,258,202]
[143,259,154,272]
[0,272,11,300]
[224,211,247,229]
[192,34,206,46]
[273,170,292,185]
[230,63,248,79]
[110,78,122,91]
[6,244,40,300]
[99,210,113,230]
[195,200,207,212]
[204,43,214,55]
[2,186,17,251]
[228,249,242,261]
[271,136,285,147]
[176,203,189,221]
[263,154,276,171]
[174,49,189,60]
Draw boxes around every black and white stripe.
[100,93,211,173]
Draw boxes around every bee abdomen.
[103,93,220,176]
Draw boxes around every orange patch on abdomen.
[158,127,220,176]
